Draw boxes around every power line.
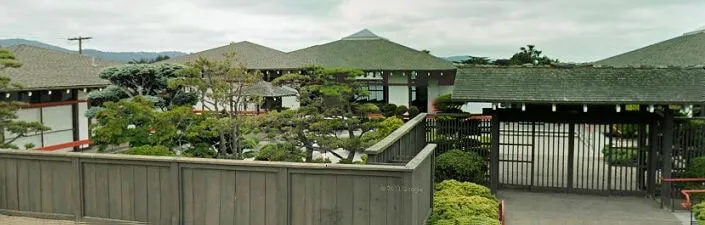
[67,36,92,54]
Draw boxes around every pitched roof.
[452,65,705,104]
[280,29,456,70]
[241,80,297,97]
[2,45,118,90]
[163,41,290,69]
[595,29,705,67]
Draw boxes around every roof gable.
[3,45,118,90]
[283,31,455,70]
[453,65,705,104]
[595,29,705,67]
[164,41,287,69]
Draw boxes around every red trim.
[499,200,506,225]
[23,100,87,108]
[38,139,92,151]
[680,189,705,209]
[661,177,705,182]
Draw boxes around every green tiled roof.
[453,65,705,104]
[3,45,118,90]
[282,30,455,70]
[595,30,705,67]
[163,41,291,69]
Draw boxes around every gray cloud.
[0,0,703,62]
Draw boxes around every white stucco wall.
[427,79,439,113]
[79,102,89,141]
[388,86,409,107]
[387,73,408,84]
[8,108,41,149]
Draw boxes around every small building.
[1,45,117,150]
[166,29,458,113]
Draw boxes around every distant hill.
[0,38,187,63]
[444,55,473,62]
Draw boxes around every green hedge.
[125,145,174,156]
[694,202,705,225]
[602,145,639,167]
[434,180,495,200]
[436,150,486,184]
[430,180,500,225]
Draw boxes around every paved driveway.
[498,190,686,225]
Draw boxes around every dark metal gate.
[495,121,655,195]
[488,108,667,195]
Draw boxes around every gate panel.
[498,121,650,195]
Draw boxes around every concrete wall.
[0,147,434,225]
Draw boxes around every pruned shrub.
[436,150,486,184]
[602,145,638,166]
[241,137,259,149]
[432,216,500,225]
[126,145,174,156]
[432,195,499,221]
[693,202,705,225]
[183,143,218,158]
[408,106,421,118]
[395,105,408,117]
[255,143,304,162]
[435,180,495,200]
[382,104,398,117]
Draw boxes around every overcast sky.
[1,0,704,62]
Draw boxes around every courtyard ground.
[499,189,689,225]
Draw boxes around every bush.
[382,104,398,117]
[436,150,486,184]
[241,137,259,149]
[694,202,705,225]
[602,145,638,166]
[363,117,404,143]
[607,124,638,139]
[126,145,174,156]
[255,143,304,162]
[431,180,500,225]
[433,94,464,113]
[309,158,332,163]
[395,105,408,117]
[432,216,500,225]
[683,157,705,200]
[408,106,421,118]
[435,180,495,200]
[432,195,499,221]
[182,143,218,158]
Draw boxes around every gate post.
[490,111,500,193]
[661,108,674,208]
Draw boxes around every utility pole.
[67,36,92,55]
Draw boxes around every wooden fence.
[365,113,428,164]
[0,144,435,225]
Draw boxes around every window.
[357,84,385,103]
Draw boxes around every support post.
[567,123,575,189]
[647,122,657,197]
[490,111,500,193]
[637,124,647,190]
[661,108,674,209]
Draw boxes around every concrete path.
[0,214,76,224]
[498,190,685,225]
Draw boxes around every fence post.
[661,108,675,209]
[278,167,290,225]
[490,111,500,193]
[72,157,84,221]
[170,162,181,225]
